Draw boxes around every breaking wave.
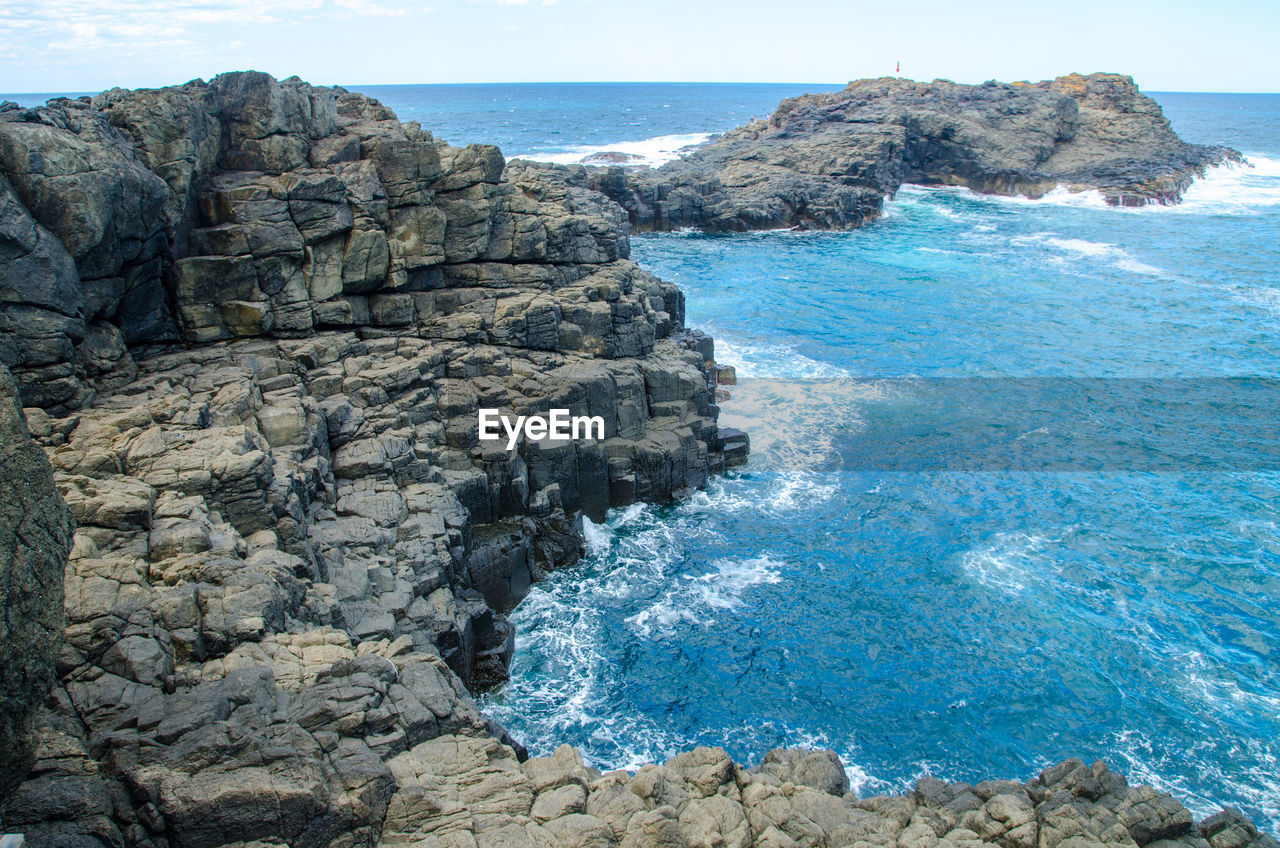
[512,132,713,168]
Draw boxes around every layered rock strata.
[0,71,737,844]
[516,73,1242,232]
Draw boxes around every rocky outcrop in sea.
[0,71,1272,848]
[517,73,1242,232]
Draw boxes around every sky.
[1,0,1277,94]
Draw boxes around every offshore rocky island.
[0,70,1271,848]
[518,72,1240,231]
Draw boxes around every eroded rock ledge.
[516,73,1242,232]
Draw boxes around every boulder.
[754,749,850,798]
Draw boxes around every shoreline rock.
[514,73,1243,233]
[0,70,739,844]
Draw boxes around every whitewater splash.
[1158,155,1280,215]
[479,373,860,767]
[892,156,1280,217]
[712,336,855,381]
[511,131,713,168]
[892,183,1111,211]
[480,477,894,784]
[1009,233,1165,276]
[480,481,795,767]
[627,554,786,638]
[1108,728,1280,829]
[960,531,1062,595]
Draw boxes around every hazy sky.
[1,0,1277,94]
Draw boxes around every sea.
[6,81,1278,832]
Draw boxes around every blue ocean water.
[5,80,1278,831]
[464,87,1280,834]
[351,82,845,164]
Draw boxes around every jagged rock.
[754,750,850,798]
[0,67,738,844]
[1201,808,1280,848]
[0,366,74,796]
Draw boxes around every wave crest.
[513,132,713,169]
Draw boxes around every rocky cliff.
[0,71,1271,848]
[520,73,1241,232]
[0,71,741,845]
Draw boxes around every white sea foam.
[612,501,651,528]
[1035,185,1112,208]
[768,474,839,511]
[512,131,714,169]
[581,516,614,558]
[483,481,809,768]
[1107,728,1280,827]
[1045,237,1163,275]
[627,554,785,638]
[1010,233,1164,276]
[960,531,1059,594]
[892,157,1280,217]
[892,182,1111,210]
[1177,649,1280,714]
[1139,155,1280,216]
[1016,156,1280,216]
[1042,237,1112,257]
[712,336,853,380]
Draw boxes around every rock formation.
[0,365,74,798]
[0,71,737,844]
[0,71,1270,847]
[517,73,1242,232]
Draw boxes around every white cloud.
[0,0,422,61]
[334,0,409,17]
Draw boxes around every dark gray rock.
[521,73,1241,235]
[0,365,74,796]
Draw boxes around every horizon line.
[4,80,1280,98]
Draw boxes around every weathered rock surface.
[0,364,74,797]
[516,73,1241,233]
[0,71,738,845]
[356,743,1280,848]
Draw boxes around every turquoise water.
[472,88,1280,833]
